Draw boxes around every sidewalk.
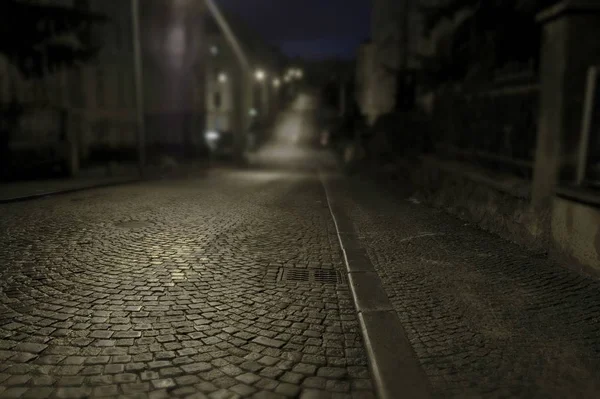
[0,160,210,203]
[328,171,600,398]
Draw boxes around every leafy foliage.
[417,0,560,90]
[0,0,106,79]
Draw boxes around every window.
[96,68,105,108]
[124,21,132,51]
[118,70,127,108]
[68,68,85,108]
[0,71,6,103]
[115,23,122,51]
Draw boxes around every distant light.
[167,25,186,56]
[273,78,281,88]
[296,69,304,79]
[218,72,228,83]
[210,45,219,55]
[284,75,292,83]
[255,69,266,82]
[249,108,258,117]
[205,131,220,141]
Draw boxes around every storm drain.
[268,267,346,285]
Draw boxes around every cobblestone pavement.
[0,103,374,397]
[330,175,600,398]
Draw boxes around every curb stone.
[319,171,432,399]
[0,177,141,204]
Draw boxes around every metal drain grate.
[273,268,346,285]
[314,269,341,284]
[284,268,310,282]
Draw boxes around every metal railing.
[433,81,539,179]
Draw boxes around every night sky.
[216,0,372,60]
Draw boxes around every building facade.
[77,0,137,167]
[362,0,448,122]
[140,0,206,159]
[1,0,286,175]
[355,42,377,124]
[203,10,287,143]
[0,0,137,174]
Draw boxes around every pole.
[131,0,146,176]
[576,66,597,185]
[396,0,411,110]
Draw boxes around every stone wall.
[410,156,551,254]
[551,191,600,275]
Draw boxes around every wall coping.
[420,155,532,199]
[537,0,600,23]
[556,185,600,208]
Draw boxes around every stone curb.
[0,162,215,204]
[0,177,142,204]
[319,171,432,399]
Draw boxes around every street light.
[273,78,281,88]
[255,69,266,82]
[218,72,228,83]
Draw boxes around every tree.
[0,0,106,79]
[417,0,560,90]
[0,0,107,176]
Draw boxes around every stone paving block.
[13,343,47,354]
[0,387,29,398]
[298,389,331,399]
[92,385,119,397]
[21,387,54,398]
[55,387,92,398]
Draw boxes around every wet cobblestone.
[334,175,600,398]
[0,171,374,398]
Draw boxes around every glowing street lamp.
[218,72,228,83]
[273,78,281,88]
[255,69,266,82]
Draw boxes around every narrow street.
[0,96,373,399]
[1,94,600,399]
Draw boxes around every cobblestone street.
[0,95,374,399]
[0,164,373,399]
[2,94,600,399]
